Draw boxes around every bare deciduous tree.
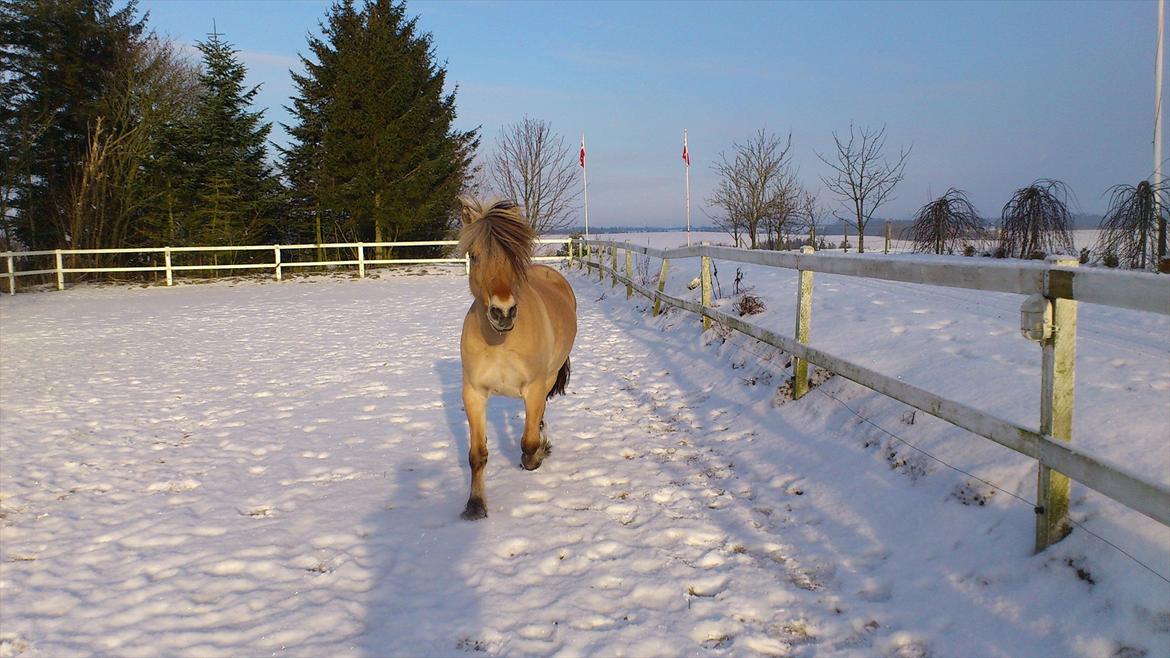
[706,129,799,249]
[908,188,985,254]
[1094,181,1168,269]
[817,124,911,253]
[794,188,823,247]
[489,116,581,235]
[998,179,1076,259]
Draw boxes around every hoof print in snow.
[0,633,29,657]
[456,637,488,653]
[950,481,995,506]
[1061,557,1095,585]
[883,633,932,658]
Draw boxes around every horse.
[456,197,578,520]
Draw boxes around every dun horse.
[457,198,577,520]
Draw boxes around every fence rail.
[576,238,1170,553]
[1,239,571,293]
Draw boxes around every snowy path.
[1,266,1167,657]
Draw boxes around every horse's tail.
[547,357,571,399]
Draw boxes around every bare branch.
[816,123,911,253]
[908,188,986,254]
[489,116,581,236]
[706,129,800,249]
[998,179,1076,259]
[1094,180,1168,269]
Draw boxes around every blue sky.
[139,0,1165,227]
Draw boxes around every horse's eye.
[469,254,478,263]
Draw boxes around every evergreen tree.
[0,0,145,250]
[183,29,282,247]
[284,0,477,256]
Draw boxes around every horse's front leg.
[461,384,489,520]
[520,385,549,471]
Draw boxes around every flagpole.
[684,129,692,247]
[1155,0,1165,264]
[581,133,589,239]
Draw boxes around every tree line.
[3,1,1164,272]
[704,124,1168,270]
[1,0,476,265]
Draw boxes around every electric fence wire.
[811,382,1170,585]
[585,246,1170,584]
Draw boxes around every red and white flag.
[579,135,586,168]
[682,132,691,166]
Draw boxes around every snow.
[1,243,1167,657]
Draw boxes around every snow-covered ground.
[1,250,1167,657]
[595,229,1105,255]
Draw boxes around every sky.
[138,0,1166,228]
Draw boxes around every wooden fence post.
[599,246,605,282]
[274,245,282,282]
[652,258,670,316]
[55,249,64,290]
[610,246,618,287]
[164,247,173,286]
[1035,255,1079,553]
[884,221,891,254]
[700,242,712,331]
[625,249,633,299]
[357,242,366,278]
[793,246,815,399]
[6,253,15,295]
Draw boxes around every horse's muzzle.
[488,306,516,333]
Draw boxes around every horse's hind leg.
[461,385,489,520]
[520,386,549,471]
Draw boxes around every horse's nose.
[488,304,516,331]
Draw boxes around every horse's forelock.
[459,198,534,283]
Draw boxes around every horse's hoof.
[520,453,543,471]
[461,498,487,520]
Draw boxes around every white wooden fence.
[574,238,1170,553]
[0,239,571,293]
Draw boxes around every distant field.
[556,229,1105,255]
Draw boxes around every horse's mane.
[457,197,535,281]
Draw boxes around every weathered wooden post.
[357,242,366,278]
[164,247,173,287]
[6,253,16,295]
[598,245,605,282]
[610,246,618,287]
[274,245,283,282]
[652,257,670,316]
[625,249,633,299]
[55,249,64,290]
[1033,254,1079,552]
[842,225,849,253]
[700,241,712,331]
[884,221,892,254]
[793,245,815,399]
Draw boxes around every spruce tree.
[184,29,282,248]
[284,0,477,256]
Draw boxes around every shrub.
[735,294,766,316]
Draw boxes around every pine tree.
[284,0,478,257]
[184,29,282,248]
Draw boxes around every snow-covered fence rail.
[576,238,1170,554]
[0,239,571,293]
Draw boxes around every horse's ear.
[458,196,479,226]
